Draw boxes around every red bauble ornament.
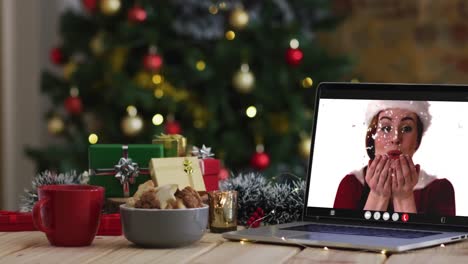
[128,5,147,23]
[164,121,181,135]
[50,47,64,65]
[285,47,303,66]
[64,96,83,115]
[82,0,98,12]
[250,151,270,170]
[143,54,163,71]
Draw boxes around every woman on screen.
[333,100,455,216]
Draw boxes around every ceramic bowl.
[120,204,209,248]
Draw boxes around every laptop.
[223,82,468,253]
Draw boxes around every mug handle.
[33,199,53,234]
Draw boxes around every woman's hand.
[364,155,392,211]
[365,155,392,198]
[391,155,418,199]
[391,155,418,213]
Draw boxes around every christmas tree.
[26,0,349,178]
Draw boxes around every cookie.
[175,186,203,208]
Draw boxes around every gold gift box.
[149,156,206,192]
[152,133,187,157]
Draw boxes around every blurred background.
[2,0,467,210]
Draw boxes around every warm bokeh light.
[225,30,235,40]
[246,106,257,118]
[196,60,206,71]
[154,88,164,98]
[152,114,164,125]
[152,74,163,84]
[302,77,313,88]
[126,105,137,117]
[290,39,299,49]
[208,5,218,14]
[88,133,98,144]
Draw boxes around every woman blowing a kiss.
[333,100,455,216]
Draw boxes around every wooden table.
[1,231,468,263]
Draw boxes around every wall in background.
[0,0,64,210]
[1,0,41,210]
[0,1,3,208]
[325,0,468,83]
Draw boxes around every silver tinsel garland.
[219,172,305,225]
[19,170,89,212]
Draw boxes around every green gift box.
[88,144,164,198]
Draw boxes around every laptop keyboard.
[281,223,440,239]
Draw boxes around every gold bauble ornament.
[90,32,106,56]
[229,8,249,30]
[100,0,121,15]
[47,116,65,135]
[232,64,255,93]
[298,137,312,159]
[63,62,77,80]
[121,115,143,136]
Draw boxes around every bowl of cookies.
[120,180,208,248]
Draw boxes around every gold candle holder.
[208,190,238,233]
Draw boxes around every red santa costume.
[333,167,456,216]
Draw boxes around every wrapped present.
[152,133,186,157]
[96,214,122,236]
[192,145,221,191]
[199,158,221,191]
[0,211,36,231]
[149,157,206,192]
[0,210,121,235]
[89,144,164,198]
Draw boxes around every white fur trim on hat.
[365,100,432,134]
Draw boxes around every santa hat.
[365,100,432,134]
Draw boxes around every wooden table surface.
[1,231,468,263]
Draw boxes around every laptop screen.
[305,83,468,227]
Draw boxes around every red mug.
[33,184,104,247]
